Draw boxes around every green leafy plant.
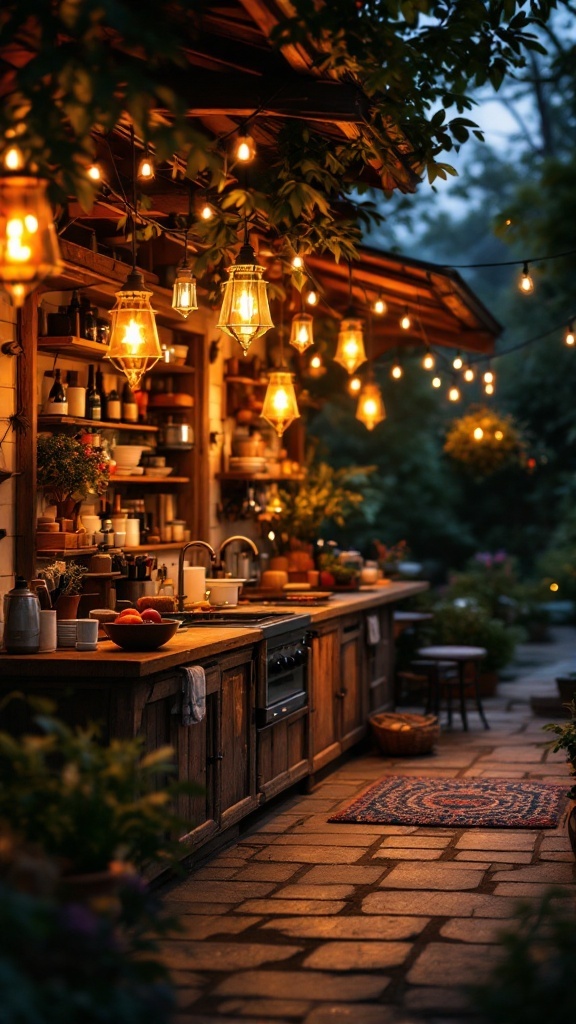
[543,697,576,799]
[37,434,110,506]
[41,559,88,597]
[426,602,520,673]
[0,697,192,875]
[274,460,373,548]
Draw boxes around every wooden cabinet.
[257,708,309,801]
[309,614,366,775]
[364,605,394,712]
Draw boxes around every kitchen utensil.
[76,618,99,644]
[103,620,178,651]
[3,577,41,654]
[158,418,194,447]
[206,578,246,606]
[182,566,206,605]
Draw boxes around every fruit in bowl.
[103,616,179,651]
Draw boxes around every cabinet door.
[365,607,393,711]
[219,650,258,829]
[339,617,366,750]
[257,707,309,802]
[309,623,341,772]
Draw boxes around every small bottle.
[121,382,138,423]
[80,296,98,341]
[68,289,82,337]
[86,364,102,421]
[95,367,107,419]
[106,383,121,421]
[44,369,68,415]
[100,518,115,550]
[66,370,86,418]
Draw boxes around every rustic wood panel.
[15,298,37,581]
[220,662,251,816]
[309,624,340,763]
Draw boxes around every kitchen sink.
[166,610,311,638]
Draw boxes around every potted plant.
[37,433,110,522]
[543,698,576,855]
[0,696,191,880]
[425,602,521,694]
[39,559,88,619]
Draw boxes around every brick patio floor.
[161,626,576,1024]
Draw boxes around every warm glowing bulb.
[4,146,24,171]
[452,353,463,370]
[565,326,575,346]
[423,351,435,370]
[292,254,304,269]
[87,163,102,181]
[432,376,441,388]
[550,582,559,592]
[310,354,322,369]
[121,318,145,354]
[373,295,387,315]
[448,385,460,402]
[305,289,318,306]
[494,430,504,441]
[391,363,402,379]
[236,133,256,162]
[464,367,475,382]
[137,156,154,180]
[485,382,494,395]
[519,268,534,293]
[200,203,213,220]
[267,530,275,542]
[483,370,494,383]
[400,313,411,330]
[6,218,32,263]
[473,427,484,441]
[348,376,362,394]
[236,289,256,322]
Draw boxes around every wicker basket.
[369,712,440,756]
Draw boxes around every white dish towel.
[181,665,206,724]
[366,614,381,646]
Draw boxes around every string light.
[334,317,367,374]
[217,223,274,354]
[305,288,318,306]
[373,292,387,315]
[137,147,155,180]
[4,146,24,171]
[86,162,103,182]
[291,253,304,270]
[565,322,575,346]
[448,383,460,402]
[473,427,484,440]
[235,129,256,163]
[390,359,403,380]
[432,376,441,388]
[348,375,362,394]
[422,347,435,370]
[400,310,412,330]
[494,429,504,441]
[485,381,495,395]
[356,380,386,430]
[452,351,463,370]
[307,352,326,378]
[289,312,314,353]
[199,202,214,220]
[519,261,534,294]
[463,365,475,382]
[483,368,494,384]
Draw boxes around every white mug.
[39,609,57,652]
[76,618,99,644]
[182,566,206,605]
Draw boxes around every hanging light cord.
[130,124,138,272]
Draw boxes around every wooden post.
[14,297,37,581]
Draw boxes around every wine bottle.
[121,382,138,423]
[86,364,102,421]
[106,383,121,421]
[68,289,82,337]
[45,368,68,414]
[95,367,107,419]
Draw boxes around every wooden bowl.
[103,619,179,651]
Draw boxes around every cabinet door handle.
[207,752,224,764]
[342,623,358,634]
[335,689,347,700]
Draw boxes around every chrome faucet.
[177,540,217,612]
[217,535,259,575]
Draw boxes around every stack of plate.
[229,456,267,474]
[57,619,78,648]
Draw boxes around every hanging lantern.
[107,268,162,389]
[519,261,534,294]
[334,317,367,375]
[0,172,61,307]
[261,371,300,436]
[217,237,273,354]
[289,312,314,353]
[356,381,386,431]
[172,265,197,319]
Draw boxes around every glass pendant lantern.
[262,370,300,437]
[107,268,162,389]
[171,265,197,318]
[355,380,386,431]
[217,232,274,354]
[334,317,367,374]
[0,148,62,306]
[289,312,314,353]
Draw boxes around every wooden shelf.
[38,414,158,433]
[226,376,268,387]
[110,476,190,485]
[123,542,188,553]
[216,472,304,482]
[36,546,99,557]
[153,362,195,375]
[38,336,195,375]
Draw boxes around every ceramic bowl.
[206,579,246,606]
[103,619,179,651]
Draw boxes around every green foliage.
[446,553,520,620]
[444,405,527,478]
[37,434,110,504]
[0,698,192,874]
[426,602,519,672]
[274,459,373,546]
[41,559,88,597]
[543,697,576,798]
[317,552,360,586]
[471,892,576,1024]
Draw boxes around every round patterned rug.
[328,775,568,829]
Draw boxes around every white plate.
[144,467,173,477]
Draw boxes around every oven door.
[258,665,307,727]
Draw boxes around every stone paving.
[161,627,576,1024]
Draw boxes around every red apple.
[141,608,162,623]
[319,570,335,588]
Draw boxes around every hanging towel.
[181,665,206,725]
[366,614,381,646]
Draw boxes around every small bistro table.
[416,645,490,731]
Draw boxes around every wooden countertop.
[0,581,428,679]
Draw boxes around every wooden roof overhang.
[303,246,501,358]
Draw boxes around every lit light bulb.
[87,163,102,182]
[289,313,314,353]
[261,371,300,436]
[391,362,403,379]
[200,203,214,220]
[452,352,463,370]
[310,354,322,369]
[483,369,494,384]
[485,381,494,395]
[235,132,256,163]
[305,289,318,306]
[400,312,412,330]
[373,294,387,315]
[463,366,475,382]
[0,174,62,306]
[494,430,504,441]
[217,237,274,354]
[565,323,575,346]
[348,375,362,394]
[121,318,145,354]
[3,146,24,171]
[137,153,154,180]
[550,582,559,592]
[432,376,441,388]
[236,288,256,322]
[473,427,484,441]
[267,530,275,542]
[334,318,367,374]
[448,385,460,402]
[519,262,534,294]
[355,381,386,430]
[292,254,304,269]
[423,349,435,370]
